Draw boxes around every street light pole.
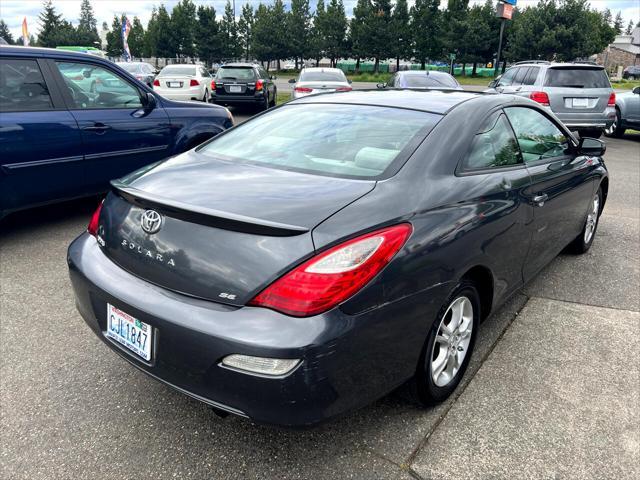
[494,18,506,76]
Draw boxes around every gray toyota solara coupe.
[68,89,608,427]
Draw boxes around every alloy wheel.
[584,194,600,244]
[430,296,474,387]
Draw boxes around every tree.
[152,5,175,58]
[252,3,274,65]
[171,0,197,58]
[350,0,372,72]
[410,0,441,69]
[309,0,327,64]
[0,19,14,44]
[613,11,624,35]
[366,0,393,72]
[76,0,99,46]
[219,0,241,60]
[195,5,221,66]
[288,0,313,68]
[625,19,634,35]
[391,0,410,70]
[442,0,470,71]
[128,17,145,58]
[322,0,348,67]
[37,0,63,47]
[269,0,291,69]
[237,4,254,61]
[105,15,124,58]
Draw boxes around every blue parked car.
[0,46,233,219]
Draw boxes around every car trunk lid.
[98,152,375,305]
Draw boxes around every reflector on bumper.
[221,355,301,376]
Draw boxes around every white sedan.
[153,64,213,102]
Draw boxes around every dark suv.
[212,63,277,111]
[0,46,233,219]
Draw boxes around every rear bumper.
[153,87,204,101]
[555,107,616,129]
[67,233,447,426]
[212,93,265,105]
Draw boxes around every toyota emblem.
[141,210,163,234]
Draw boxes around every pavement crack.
[403,292,532,468]
[527,294,640,314]
[362,447,425,480]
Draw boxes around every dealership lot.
[0,134,638,479]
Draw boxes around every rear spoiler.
[111,180,309,237]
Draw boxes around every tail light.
[249,224,413,317]
[153,79,160,87]
[530,91,550,106]
[336,86,352,92]
[190,79,200,87]
[256,79,264,91]
[211,80,216,90]
[608,92,616,106]
[294,87,313,93]
[87,201,104,237]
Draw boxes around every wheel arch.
[599,176,609,213]
[460,265,494,321]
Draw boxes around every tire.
[578,129,603,139]
[604,108,625,138]
[410,281,480,405]
[567,187,602,254]
[269,88,277,107]
[202,89,209,103]
[259,94,269,112]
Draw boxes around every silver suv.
[487,61,615,138]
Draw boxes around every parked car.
[282,61,296,71]
[68,89,608,427]
[604,86,640,137]
[211,63,277,111]
[622,65,640,80]
[486,61,615,138]
[289,67,352,99]
[379,70,462,90]
[116,61,157,88]
[153,64,212,102]
[0,45,233,219]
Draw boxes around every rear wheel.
[578,128,603,139]
[411,281,479,405]
[604,109,625,138]
[568,187,602,254]
[269,88,277,107]
[202,89,209,103]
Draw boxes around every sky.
[1,0,638,40]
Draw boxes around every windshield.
[198,104,440,179]
[159,66,196,77]
[216,67,256,80]
[300,71,347,82]
[403,74,458,88]
[544,68,610,88]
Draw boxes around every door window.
[505,107,569,163]
[55,62,142,109]
[462,112,521,170]
[0,58,53,111]
[523,67,540,85]
[498,68,517,87]
[513,67,529,86]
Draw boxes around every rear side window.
[523,67,540,85]
[199,104,441,179]
[0,58,53,112]
[544,68,610,88]
[216,67,256,81]
[463,112,521,170]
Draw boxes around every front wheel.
[567,187,602,254]
[411,282,480,405]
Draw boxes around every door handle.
[532,194,548,207]
[83,123,111,134]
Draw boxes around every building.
[597,27,640,74]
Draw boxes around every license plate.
[572,98,589,108]
[168,82,182,88]
[106,304,152,361]
[229,85,242,93]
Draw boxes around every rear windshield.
[198,104,440,179]
[216,67,256,80]
[403,74,458,88]
[544,68,610,88]
[119,63,144,73]
[300,71,346,82]
[159,66,196,76]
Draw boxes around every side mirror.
[376,82,387,89]
[288,78,296,84]
[633,86,640,95]
[141,92,157,111]
[578,137,606,157]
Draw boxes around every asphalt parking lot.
[1,133,638,479]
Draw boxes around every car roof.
[399,70,453,76]
[221,63,257,68]
[302,67,343,72]
[0,44,106,61]
[513,61,604,69]
[161,64,198,68]
[289,89,486,115]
